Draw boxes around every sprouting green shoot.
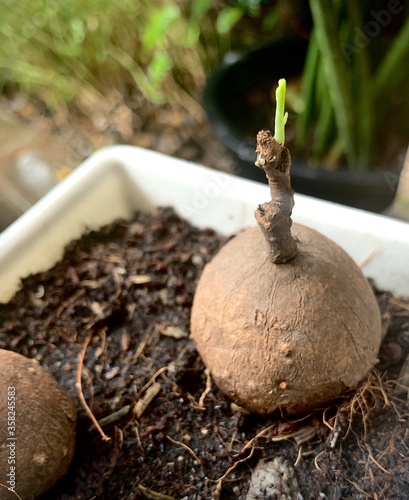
[274,78,288,145]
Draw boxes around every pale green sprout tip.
[255,78,287,168]
[274,78,287,145]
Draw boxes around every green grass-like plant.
[0,0,278,116]
[297,0,409,171]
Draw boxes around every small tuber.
[0,350,76,499]
[191,80,382,415]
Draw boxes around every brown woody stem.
[255,130,298,263]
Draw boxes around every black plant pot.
[203,37,401,213]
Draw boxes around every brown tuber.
[0,350,76,499]
[191,130,382,415]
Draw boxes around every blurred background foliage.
[298,0,409,170]
[0,0,281,118]
[0,0,407,171]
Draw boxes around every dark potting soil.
[0,208,408,500]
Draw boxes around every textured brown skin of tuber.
[0,350,76,499]
[191,131,382,415]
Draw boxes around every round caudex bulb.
[191,131,382,415]
[0,350,76,499]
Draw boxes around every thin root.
[217,445,256,483]
[294,445,303,466]
[337,369,395,441]
[345,478,370,497]
[314,449,325,473]
[236,424,276,457]
[166,435,201,464]
[0,484,23,500]
[198,368,212,408]
[365,444,392,475]
[77,333,111,442]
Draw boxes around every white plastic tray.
[0,145,408,302]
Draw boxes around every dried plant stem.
[137,484,177,500]
[255,130,298,263]
[94,405,131,429]
[134,382,162,418]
